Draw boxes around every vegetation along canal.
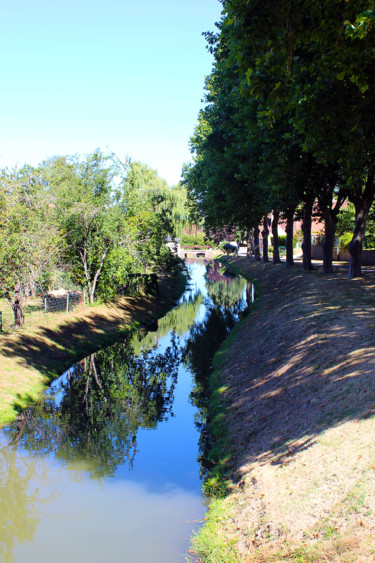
[1,260,252,563]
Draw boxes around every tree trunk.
[253,224,261,260]
[348,208,367,278]
[348,175,375,278]
[81,244,110,304]
[318,184,346,274]
[246,228,254,258]
[0,281,25,329]
[301,200,313,271]
[285,209,294,267]
[262,216,269,262]
[272,210,281,264]
[322,210,337,274]
[12,284,25,329]
[246,280,254,306]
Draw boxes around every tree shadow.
[0,275,184,409]
[219,257,375,475]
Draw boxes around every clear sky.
[0,0,222,186]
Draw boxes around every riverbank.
[0,272,186,426]
[193,257,375,562]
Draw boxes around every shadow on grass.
[217,257,375,474]
[0,276,184,392]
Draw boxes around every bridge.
[180,248,209,259]
[165,239,215,259]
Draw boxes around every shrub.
[271,235,287,246]
[339,232,353,249]
[181,232,214,247]
[221,243,237,255]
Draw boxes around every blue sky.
[0,0,222,185]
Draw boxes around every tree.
[42,151,127,304]
[119,161,183,276]
[184,26,267,243]
[0,166,62,328]
[43,153,180,304]
[218,0,375,275]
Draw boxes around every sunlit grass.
[0,274,186,427]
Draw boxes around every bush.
[271,235,286,246]
[339,232,353,249]
[221,243,237,255]
[181,232,214,247]
[364,231,375,249]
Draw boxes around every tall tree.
[220,0,375,275]
[0,166,62,327]
[43,151,126,303]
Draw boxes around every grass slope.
[0,273,185,426]
[192,258,375,563]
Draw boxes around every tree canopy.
[184,0,375,277]
[0,151,185,327]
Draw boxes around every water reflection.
[185,262,253,476]
[0,445,40,563]
[5,336,182,479]
[1,260,252,562]
[205,261,247,308]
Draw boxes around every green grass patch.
[189,258,264,559]
[190,499,241,563]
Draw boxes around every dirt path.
[0,273,184,425]
[198,257,375,562]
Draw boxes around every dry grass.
[203,257,375,562]
[0,273,184,425]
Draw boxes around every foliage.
[272,235,286,247]
[0,166,63,326]
[181,231,210,246]
[339,232,355,250]
[0,151,184,325]
[184,0,375,275]
[120,160,185,275]
[4,334,182,478]
[337,202,375,249]
[220,242,237,255]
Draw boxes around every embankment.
[0,272,185,426]
[193,257,375,562]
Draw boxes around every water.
[0,261,252,563]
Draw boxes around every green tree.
[119,161,183,276]
[42,151,126,303]
[43,153,180,303]
[0,166,62,328]
[200,0,375,276]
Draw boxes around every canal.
[0,260,251,563]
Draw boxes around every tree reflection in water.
[4,335,182,479]
[132,291,204,354]
[0,440,59,563]
[0,261,253,563]
[205,261,249,310]
[185,262,251,477]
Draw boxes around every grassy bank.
[192,257,375,563]
[0,272,186,426]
